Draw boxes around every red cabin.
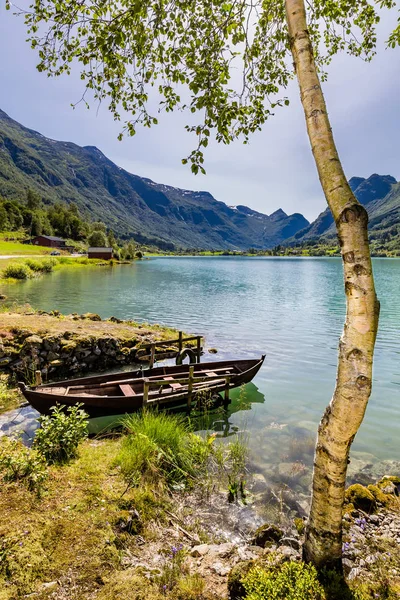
[31,235,66,248]
[88,247,113,260]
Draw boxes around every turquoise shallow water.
[1,256,399,489]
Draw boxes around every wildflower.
[342,542,350,551]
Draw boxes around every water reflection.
[0,404,40,445]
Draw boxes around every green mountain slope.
[0,109,308,250]
[289,173,399,249]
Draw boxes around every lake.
[1,256,399,500]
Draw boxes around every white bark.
[285,0,380,569]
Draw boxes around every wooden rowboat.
[19,356,265,418]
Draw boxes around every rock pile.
[0,313,180,380]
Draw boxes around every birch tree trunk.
[285,0,380,570]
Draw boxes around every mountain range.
[0,109,308,250]
[289,173,400,246]
[0,108,398,251]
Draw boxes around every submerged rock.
[250,523,283,548]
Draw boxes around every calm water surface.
[2,257,399,491]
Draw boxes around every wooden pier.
[139,331,203,368]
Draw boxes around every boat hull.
[20,356,265,418]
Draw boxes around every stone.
[24,335,43,346]
[211,561,231,577]
[348,567,362,581]
[109,316,123,323]
[279,537,301,550]
[365,554,378,565]
[208,348,218,354]
[246,545,264,556]
[369,514,380,525]
[279,546,299,560]
[381,483,396,495]
[251,523,283,548]
[342,558,354,575]
[77,350,91,359]
[208,543,235,558]
[41,581,58,591]
[236,546,259,561]
[190,544,210,557]
[345,484,376,512]
[50,360,63,367]
[104,349,116,357]
[81,313,102,321]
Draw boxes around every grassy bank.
[0,255,120,282]
[1,407,399,600]
[0,410,247,600]
[0,233,53,257]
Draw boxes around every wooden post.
[150,344,155,369]
[143,378,150,405]
[35,370,42,386]
[178,331,183,353]
[196,337,201,363]
[187,366,194,412]
[224,376,230,407]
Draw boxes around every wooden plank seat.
[164,376,183,391]
[119,384,136,397]
[43,387,67,395]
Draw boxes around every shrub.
[242,562,325,600]
[24,258,54,273]
[0,437,48,495]
[33,404,89,465]
[2,263,31,279]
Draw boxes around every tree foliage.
[88,229,108,247]
[0,193,108,243]
[13,0,400,172]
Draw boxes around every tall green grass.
[115,410,210,488]
[115,409,249,502]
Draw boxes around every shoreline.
[0,307,189,414]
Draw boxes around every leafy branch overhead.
[8,0,400,172]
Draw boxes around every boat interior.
[38,365,239,398]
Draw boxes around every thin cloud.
[0,7,398,222]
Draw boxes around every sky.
[0,4,399,222]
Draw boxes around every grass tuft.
[116,410,210,489]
